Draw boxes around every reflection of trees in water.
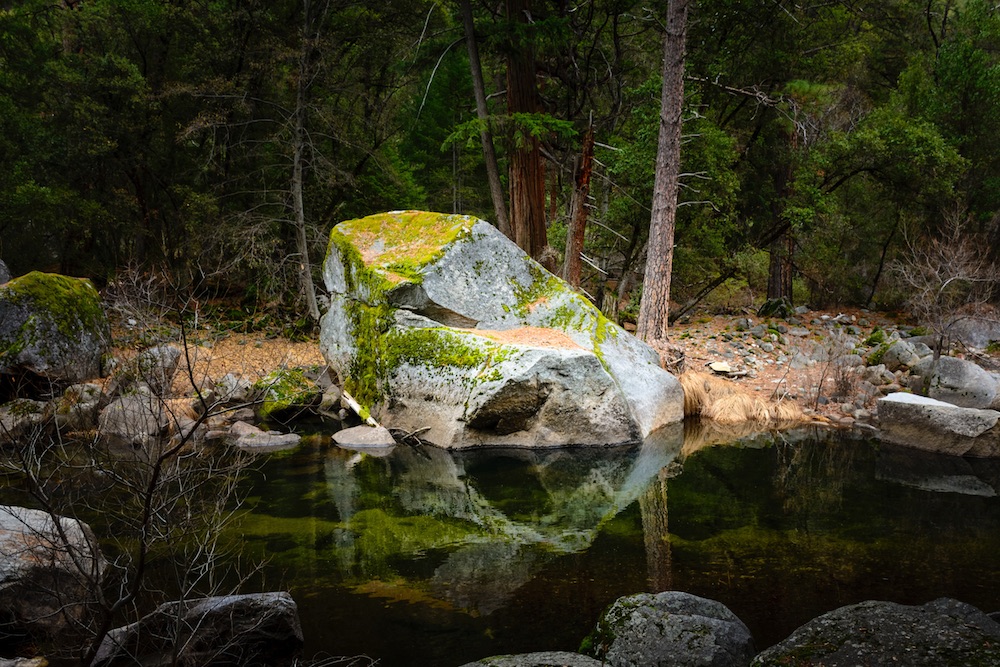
[773,428,860,517]
[639,467,673,591]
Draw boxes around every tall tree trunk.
[563,120,595,287]
[766,233,794,301]
[460,0,511,237]
[292,5,320,323]
[766,160,794,302]
[505,0,547,259]
[636,0,688,343]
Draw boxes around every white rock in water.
[333,425,396,447]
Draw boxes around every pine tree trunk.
[292,7,320,324]
[505,0,547,259]
[563,121,595,287]
[460,0,511,238]
[636,0,688,343]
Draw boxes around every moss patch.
[336,211,474,283]
[253,367,321,422]
[0,272,106,340]
[0,271,109,374]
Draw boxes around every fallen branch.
[340,389,380,428]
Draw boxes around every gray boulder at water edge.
[877,392,1000,457]
[581,591,755,667]
[93,592,304,667]
[0,505,103,639]
[319,211,683,448]
[0,271,110,385]
[911,355,998,408]
[0,260,10,285]
[751,598,1000,666]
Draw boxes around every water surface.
[229,424,1000,665]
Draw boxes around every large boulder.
[92,592,304,667]
[581,591,755,667]
[876,392,1000,457]
[0,505,103,640]
[319,211,683,448]
[751,598,1000,666]
[911,355,997,408]
[0,272,110,385]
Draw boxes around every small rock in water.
[333,425,396,448]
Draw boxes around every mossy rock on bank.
[253,368,322,423]
[0,271,110,387]
[319,210,683,448]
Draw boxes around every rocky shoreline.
[667,306,1000,432]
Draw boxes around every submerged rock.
[582,591,755,667]
[0,272,110,386]
[752,598,1000,666]
[319,211,682,448]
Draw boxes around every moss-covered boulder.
[0,272,110,385]
[319,210,683,448]
[752,598,1000,666]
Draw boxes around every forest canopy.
[1,0,996,324]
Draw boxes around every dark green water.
[228,424,1000,666]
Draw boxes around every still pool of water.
[228,423,1000,665]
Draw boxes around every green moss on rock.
[254,368,321,422]
[0,271,110,380]
[1,271,105,340]
[335,211,474,283]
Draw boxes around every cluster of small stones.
[0,342,339,453]
[676,305,999,429]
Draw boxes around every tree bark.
[766,158,794,302]
[460,0,511,238]
[505,0,547,259]
[292,1,321,323]
[563,120,595,287]
[636,0,688,343]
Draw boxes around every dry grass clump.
[679,370,803,425]
[678,371,740,416]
